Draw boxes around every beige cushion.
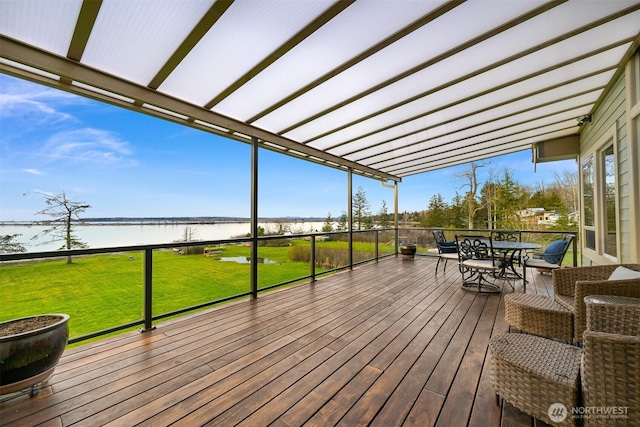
[608,266,640,281]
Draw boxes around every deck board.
[0,256,556,427]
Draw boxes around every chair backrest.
[581,331,640,426]
[455,235,493,261]
[432,230,446,243]
[586,296,640,336]
[433,230,457,254]
[543,234,574,265]
[491,230,521,242]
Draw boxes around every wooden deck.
[1,256,556,426]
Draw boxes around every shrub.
[289,246,370,269]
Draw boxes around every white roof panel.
[1,0,638,181]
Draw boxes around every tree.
[1,234,26,253]
[455,162,487,229]
[352,186,371,230]
[180,226,199,242]
[377,200,390,228]
[32,192,91,264]
[420,193,448,227]
[336,210,348,231]
[553,169,579,213]
[322,212,334,232]
[494,169,527,229]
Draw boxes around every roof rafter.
[148,0,235,90]
[204,0,356,109]
[281,0,567,138]
[303,3,639,149]
[246,0,466,125]
[0,34,400,183]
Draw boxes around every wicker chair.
[489,333,582,426]
[504,293,573,341]
[581,296,640,426]
[553,264,640,342]
[490,296,640,426]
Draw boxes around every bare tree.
[455,162,488,229]
[32,191,91,264]
[553,169,579,213]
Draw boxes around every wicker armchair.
[581,296,640,426]
[490,296,640,426]
[553,264,640,342]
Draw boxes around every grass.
[1,240,393,343]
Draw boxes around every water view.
[1,221,326,253]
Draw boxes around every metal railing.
[397,227,579,267]
[1,228,397,343]
[1,227,577,344]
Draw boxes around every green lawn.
[1,240,392,342]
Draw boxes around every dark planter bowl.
[400,244,417,256]
[0,314,69,395]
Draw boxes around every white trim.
[581,124,619,264]
[625,51,640,263]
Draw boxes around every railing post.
[310,235,316,282]
[375,230,379,261]
[250,136,259,299]
[572,233,578,266]
[141,248,155,332]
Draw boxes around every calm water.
[1,221,325,253]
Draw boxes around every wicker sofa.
[553,264,640,342]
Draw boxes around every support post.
[348,168,353,269]
[141,248,155,332]
[394,181,399,255]
[250,136,259,299]
[310,235,316,282]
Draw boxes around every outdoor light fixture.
[577,115,592,126]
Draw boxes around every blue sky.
[0,73,577,221]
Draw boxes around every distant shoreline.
[0,217,325,226]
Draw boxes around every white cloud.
[0,75,81,124]
[23,168,45,175]
[39,128,137,167]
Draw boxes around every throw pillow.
[608,266,640,280]
[440,241,457,253]
[543,240,567,264]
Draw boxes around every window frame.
[580,125,620,263]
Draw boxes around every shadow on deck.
[0,256,556,426]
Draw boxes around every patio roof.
[1,0,639,182]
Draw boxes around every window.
[581,127,618,261]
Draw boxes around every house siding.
[579,50,640,265]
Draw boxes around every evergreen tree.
[352,186,371,230]
[377,200,390,228]
[336,210,348,231]
[322,212,334,232]
[420,193,448,227]
[0,234,26,253]
[494,169,527,229]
